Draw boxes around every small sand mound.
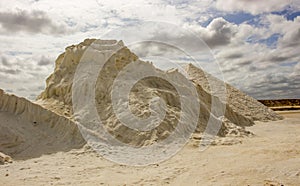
[186,64,283,122]
[0,89,85,160]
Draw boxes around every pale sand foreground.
[1,112,299,186]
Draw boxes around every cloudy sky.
[0,0,299,100]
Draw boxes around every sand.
[0,111,299,186]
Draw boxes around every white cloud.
[215,0,293,15]
[182,17,239,48]
[0,54,53,99]
[0,10,67,35]
[0,0,299,100]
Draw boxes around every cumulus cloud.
[0,54,54,99]
[280,26,300,47]
[0,10,67,34]
[157,17,239,49]
[189,17,267,49]
[37,56,52,66]
[219,52,243,60]
[243,70,300,99]
[200,17,238,48]
[264,14,300,46]
[217,50,300,99]
[290,62,300,79]
[215,0,292,15]
[1,56,9,66]
[0,68,21,75]
[121,18,238,60]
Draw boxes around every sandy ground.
[0,112,299,186]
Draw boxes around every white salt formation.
[0,39,283,160]
[0,89,85,159]
[186,64,283,122]
[37,39,281,144]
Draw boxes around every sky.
[0,0,299,100]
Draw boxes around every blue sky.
[0,0,299,99]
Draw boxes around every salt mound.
[186,64,283,122]
[0,38,283,160]
[36,39,282,147]
[0,89,85,159]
